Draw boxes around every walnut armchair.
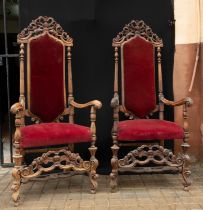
[110,20,193,191]
[10,16,102,205]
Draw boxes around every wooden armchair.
[110,20,193,191]
[10,16,102,205]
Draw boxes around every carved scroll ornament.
[18,16,73,45]
[113,20,163,47]
[20,149,91,179]
[118,145,184,168]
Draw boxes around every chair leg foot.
[180,140,192,191]
[181,154,192,191]
[110,144,119,192]
[89,146,98,193]
[110,171,118,192]
[89,172,98,194]
[11,167,21,206]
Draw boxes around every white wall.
[175,0,203,44]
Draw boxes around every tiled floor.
[1,163,203,210]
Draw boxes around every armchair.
[110,20,192,191]
[11,16,102,205]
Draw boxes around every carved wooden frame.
[10,16,102,206]
[110,20,193,192]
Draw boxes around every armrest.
[70,100,102,110]
[70,100,101,144]
[160,97,193,107]
[10,102,24,114]
[111,93,119,108]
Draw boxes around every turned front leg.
[89,106,99,193]
[181,103,192,190]
[89,146,99,193]
[110,144,119,192]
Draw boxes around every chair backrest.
[17,16,73,123]
[112,20,163,119]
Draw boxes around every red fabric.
[20,123,91,149]
[122,36,156,118]
[29,34,65,122]
[118,119,184,141]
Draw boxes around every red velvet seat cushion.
[118,119,184,141]
[20,123,91,149]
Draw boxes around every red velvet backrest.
[121,36,156,118]
[28,33,65,122]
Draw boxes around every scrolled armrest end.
[111,94,119,108]
[92,100,102,109]
[185,97,193,107]
[10,103,24,114]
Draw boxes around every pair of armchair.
[11,16,192,205]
